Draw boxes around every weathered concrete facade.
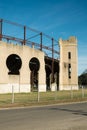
[0,41,46,93]
[59,37,78,90]
[0,36,78,93]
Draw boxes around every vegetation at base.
[78,69,87,86]
[0,89,87,108]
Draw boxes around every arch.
[45,64,52,90]
[29,57,40,91]
[45,57,59,91]
[29,57,40,71]
[6,54,22,75]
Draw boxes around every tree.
[78,73,87,86]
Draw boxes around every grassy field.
[0,89,87,108]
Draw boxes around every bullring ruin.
[0,19,78,93]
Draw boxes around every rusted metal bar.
[23,26,26,45]
[0,18,60,57]
[4,19,23,27]
[1,34,59,55]
[2,35,23,43]
[40,32,42,51]
[0,19,3,40]
[52,38,54,83]
[39,44,59,54]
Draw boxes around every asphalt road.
[0,102,87,130]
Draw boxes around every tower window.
[68,52,71,59]
[68,64,71,79]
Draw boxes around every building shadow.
[50,107,87,116]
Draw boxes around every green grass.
[0,89,87,108]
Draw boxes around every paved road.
[0,102,87,130]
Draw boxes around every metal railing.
[0,18,59,59]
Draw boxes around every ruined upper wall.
[59,36,77,45]
[59,36,78,90]
[0,41,46,85]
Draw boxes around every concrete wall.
[59,37,78,90]
[0,36,78,93]
[0,41,46,93]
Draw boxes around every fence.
[0,86,87,107]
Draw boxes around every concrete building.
[59,36,78,90]
[0,36,78,93]
[0,41,46,93]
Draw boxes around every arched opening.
[45,64,51,90]
[54,61,59,90]
[45,56,59,91]
[29,57,40,91]
[6,54,22,75]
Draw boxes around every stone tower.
[59,36,78,90]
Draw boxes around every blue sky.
[0,0,87,75]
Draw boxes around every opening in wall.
[29,57,40,91]
[68,63,71,79]
[6,54,22,75]
[68,52,71,59]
